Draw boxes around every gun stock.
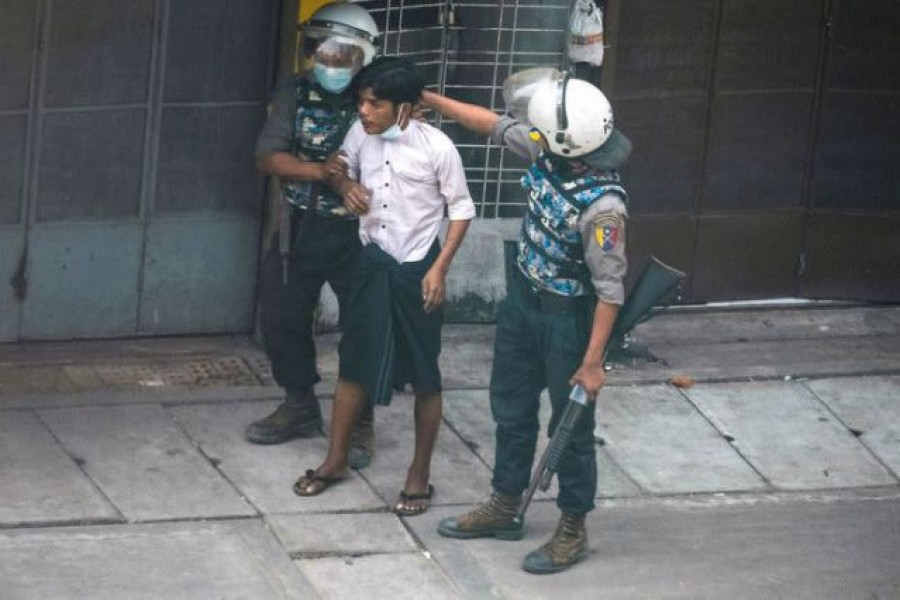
[614,256,685,337]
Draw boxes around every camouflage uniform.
[254,76,360,408]
[439,116,629,573]
[492,127,628,517]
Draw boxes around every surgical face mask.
[313,63,353,93]
[379,124,402,141]
[379,104,409,141]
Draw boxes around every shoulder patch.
[593,213,623,251]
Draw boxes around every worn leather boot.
[521,512,588,574]
[437,492,523,540]
[245,391,322,444]
[348,402,375,469]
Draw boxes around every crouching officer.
[249,3,379,468]
[420,69,632,574]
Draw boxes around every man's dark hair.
[352,56,425,105]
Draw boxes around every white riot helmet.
[300,3,379,91]
[503,68,631,170]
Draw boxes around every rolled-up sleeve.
[490,116,541,163]
[579,194,628,305]
[254,83,296,159]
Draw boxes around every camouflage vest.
[282,77,357,218]
[517,155,628,297]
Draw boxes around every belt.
[511,268,593,316]
[293,206,357,227]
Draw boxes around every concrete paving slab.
[408,502,636,600]
[0,410,118,526]
[268,512,417,556]
[0,520,316,599]
[410,494,900,600]
[442,389,641,500]
[806,375,900,479]
[441,389,495,463]
[0,385,282,411]
[596,385,767,494]
[440,325,495,389]
[635,305,900,345]
[608,334,900,385]
[38,404,254,521]
[687,381,897,490]
[169,401,386,513]
[359,392,494,507]
[296,553,461,600]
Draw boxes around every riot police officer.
[420,69,632,574]
[248,3,379,468]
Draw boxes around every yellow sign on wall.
[299,0,335,24]
[295,0,335,72]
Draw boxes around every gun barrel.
[514,387,587,522]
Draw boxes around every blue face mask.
[379,104,409,141]
[379,124,402,141]
[313,64,353,93]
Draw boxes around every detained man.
[292,57,476,516]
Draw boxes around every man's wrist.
[580,359,604,370]
[432,260,451,275]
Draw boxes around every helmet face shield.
[502,67,562,123]
[298,3,380,75]
[302,35,367,73]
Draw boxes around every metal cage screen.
[357,0,573,218]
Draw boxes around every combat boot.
[437,492,523,540]
[348,402,375,469]
[245,391,322,444]
[521,512,588,574]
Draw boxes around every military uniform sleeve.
[254,83,297,158]
[579,193,629,305]
[490,115,541,163]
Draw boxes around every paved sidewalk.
[1,306,899,599]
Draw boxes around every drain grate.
[92,357,262,388]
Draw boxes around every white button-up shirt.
[340,119,476,264]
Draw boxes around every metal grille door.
[604,0,900,302]
[359,0,572,217]
[0,0,278,341]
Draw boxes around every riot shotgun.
[513,256,686,526]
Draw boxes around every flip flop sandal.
[394,484,435,516]
[293,469,344,497]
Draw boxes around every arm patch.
[592,213,623,251]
